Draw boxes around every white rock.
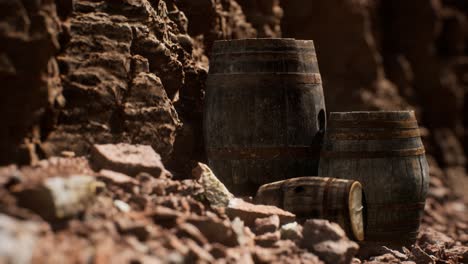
[114,200,131,213]
[192,163,234,208]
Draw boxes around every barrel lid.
[329,111,416,122]
[349,181,365,241]
[211,38,315,54]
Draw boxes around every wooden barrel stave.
[205,39,326,195]
[210,159,318,195]
[209,53,319,73]
[318,111,429,246]
[210,38,315,54]
[205,74,323,146]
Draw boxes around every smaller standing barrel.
[255,176,364,241]
[319,111,429,248]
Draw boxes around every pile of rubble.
[1,143,466,263]
[0,144,353,263]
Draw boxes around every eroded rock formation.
[0,0,62,164]
[0,0,257,168]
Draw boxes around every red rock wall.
[0,0,466,185]
[0,0,62,164]
[236,0,283,38]
[0,0,257,169]
[43,0,186,161]
[280,0,467,179]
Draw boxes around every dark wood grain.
[255,176,363,241]
[204,39,326,195]
[318,111,429,247]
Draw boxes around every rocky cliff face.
[42,0,185,161]
[0,0,62,164]
[236,0,283,38]
[0,0,257,169]
[280,0,467,201]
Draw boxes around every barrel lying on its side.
[204,38,326,196]
[319,111,429,247]
[255,176,364,241]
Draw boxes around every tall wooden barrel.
[204,38,326,195]
[255,176,364,241]
[318,111,429,247]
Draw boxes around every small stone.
[226,198,295,227]
[223,247,255,263]
[186,239,215,262]
[128,195,149,210]
[147,206,182,229]
[0,165,22,187]
[60,151,76,158]
[177,34,193,53]
[209,244,228,259]
[418,227,455,247]
[148,206,182,221]
[14,175,101,220]
[192,163,234,208]
[445,245,468,263]
[313,240,359,264]
[301,219,359,264]
[91,143,167,177]
[255,215,280,235]
[125,236,149,253]
[380,246,408,260]
[0,214,44,264]
[114,200,131,213]
[253,247,277,263]
[176,223,209,246]
[99,170,138,186]
[410,245,436,264]
[280,222,303,241]
[131,55,150,76]
[366,253,414,264]
[255,231,281,248]
[167,234,189,255]
[115,218,151,241]
[231,217,255,247]
[186,215,238,247]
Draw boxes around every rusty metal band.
[364,233,418,242]
[212,51,317,59]
[366,217,422,230]
[369,202,426,210]
[211,49,316,56]
[207,146,320,160]
[279,182,286,210]
[326,129,421,140]
[208,73,322,84]
[368,224,419,231]
[367,221,421,230]
[328,120,419,129]
[320,147,425,159]
[321,177,335,217]
[367,227,420,233]
[366,227,420,234]
[343,181,353,238]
